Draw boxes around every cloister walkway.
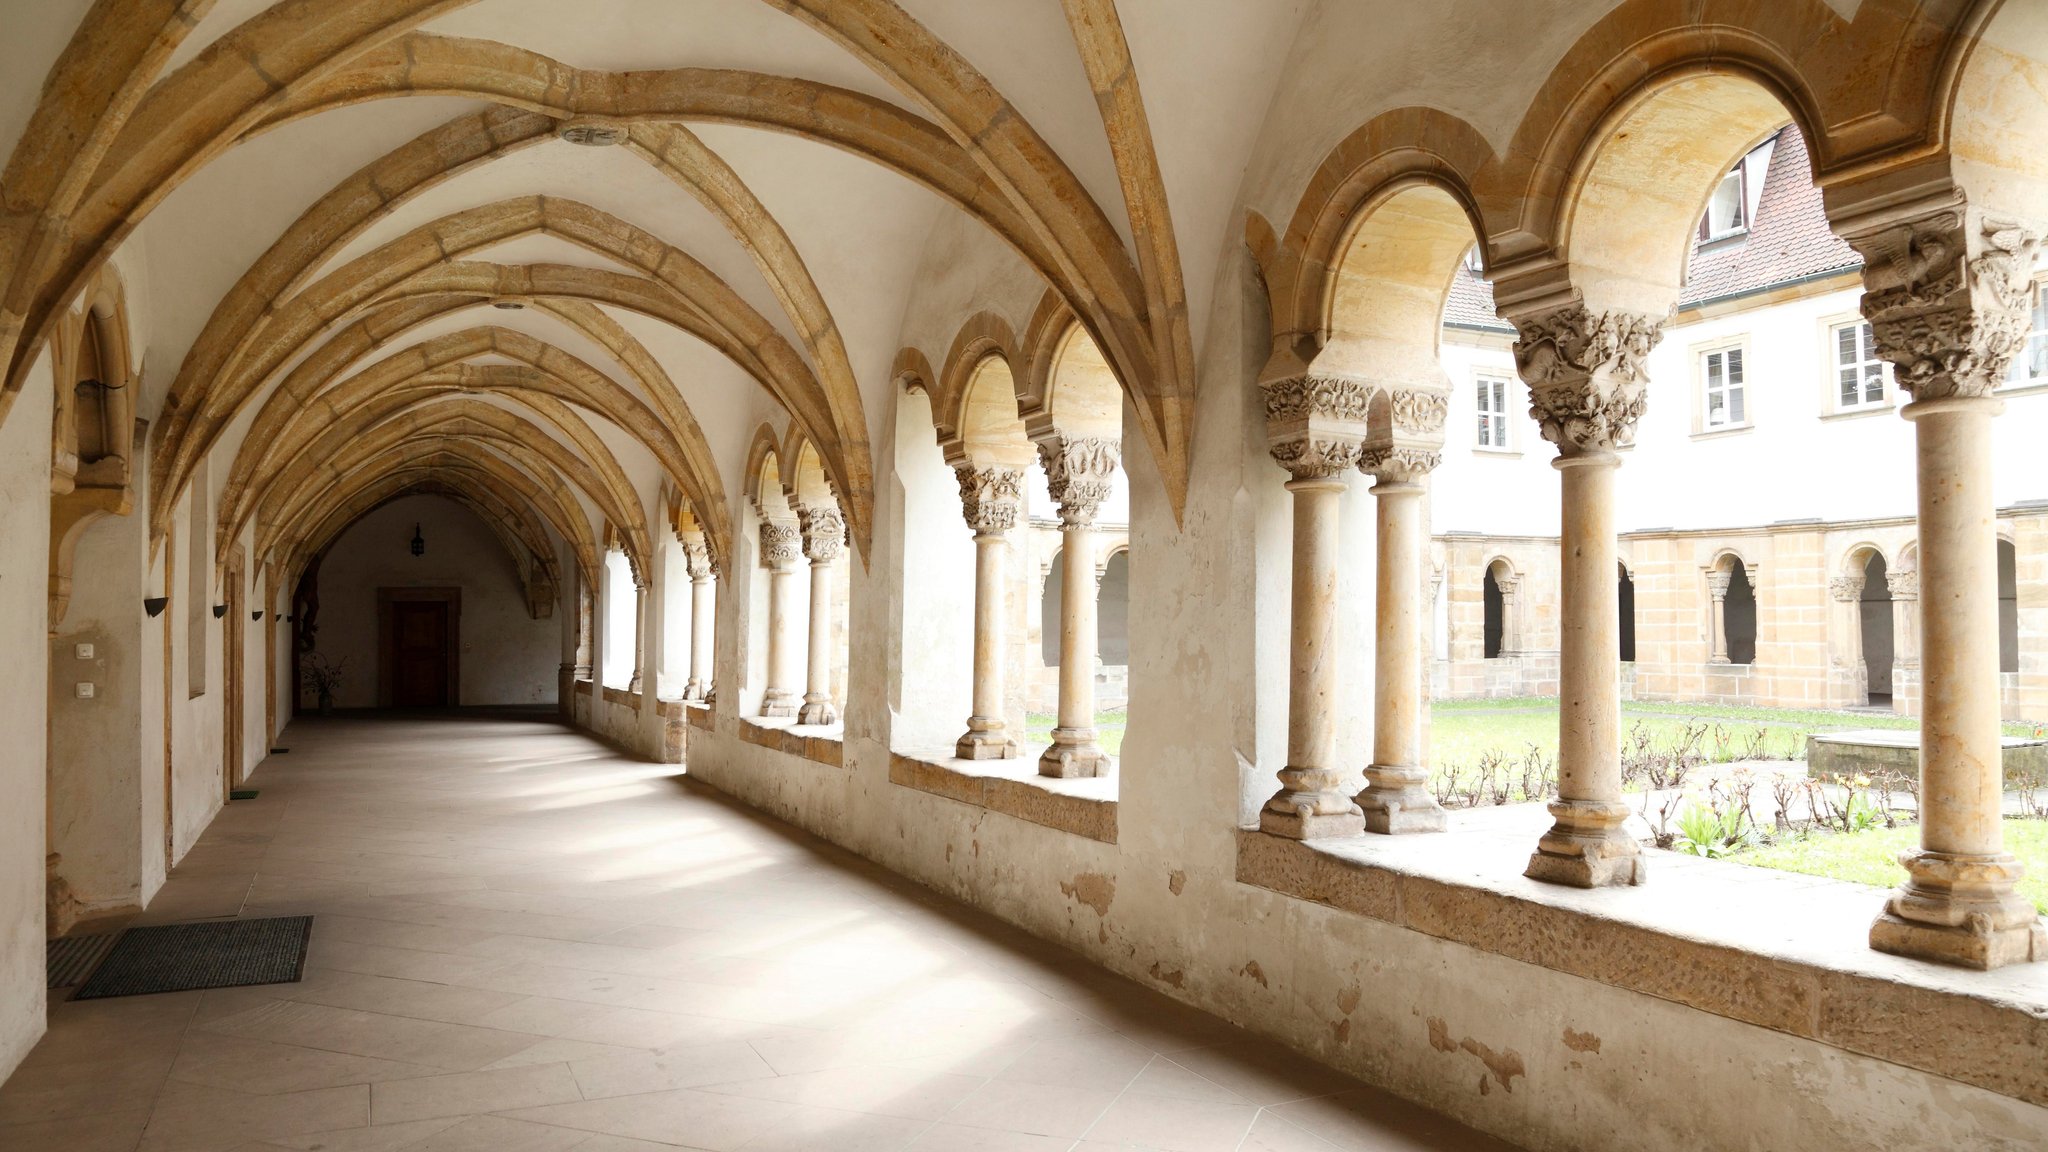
[0,715,1517,1152]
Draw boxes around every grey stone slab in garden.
[70,916,312,1000]
[1806,729,2048,783]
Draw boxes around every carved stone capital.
[954,465,1024,535]
[1387,386,1449,438]
[681,538,715,581]
[1510,303,1665,455]
[797,505,845,564]
[1850,210,2042,401]
[759,520,801,570]
[1360,445,1441,479]
[1830,576,1865,602]
[1706,571,1732,599]
[1887,571,1919,599]
[1264,372,1370,480]
[1037,435,1119,526]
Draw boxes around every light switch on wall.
[75,642,94,659]
[75,682,94,699]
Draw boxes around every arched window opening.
[1860,552,1894,705]
[1483,562,1508,660]
[1097,550,1130,707]
[1999,539,2020,676]
[1725,562,1757,666]
[1618,562,1636,663]
[601,548,636,690]
[1041,546,1064,667]
[658,531,689,700]
[73,313,112,466]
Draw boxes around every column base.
[1259,806,1365,840]
[956,726,1017,760]
[1525,800,1644,888]
[797,696,839,726]
[1869,851,2047,969]
[1038,731,1110,778]
[683,681,708,703]
[759,690,799,719]
[1358,765,1446,835]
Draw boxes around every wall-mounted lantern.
[212,604,227,619]
[251,610,264,621]
[410,523,426,557]
[143,597,167,618]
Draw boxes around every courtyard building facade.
[1,4,2046,1151]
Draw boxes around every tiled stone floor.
[1,714,1521,1152]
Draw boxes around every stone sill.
[738,716,844,767]
[601,685,639,708]
[1234,806,2048,1108]
[687,702,714,730]
[889,749,1118,844]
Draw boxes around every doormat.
[46,932,120,988]
[71,916,313,1000]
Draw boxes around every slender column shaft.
[1359,477,1443,832]
[1706,573,1731,664]
[955,528,1017,758]
[1870,397,2042,966]
[798,556,838,724]
[628,589,647,694]
[758,520,801,718]
[1525,453,1642,885]
[686,572,715,702]
[1039,521,1105,776]
[1260,476,1364,838]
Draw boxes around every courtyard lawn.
[1429,696,2043,774]
[1731,818,2048,913]
[1025,709,1127,757]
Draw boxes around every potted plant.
[301,653,346,715]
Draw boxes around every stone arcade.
[1,3,2047,1151]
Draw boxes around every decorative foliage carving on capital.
[954,465,1024,535]
[798,505,845,563]
[759,520,801,570]
[1887,571,1919,598]
[1360,446,1441,479]
[1265,372,1369,481]
[1510,304,1664,455]
[1854,211,2042,401]
[1037,435,1119,527]
[1830,576,1865,602]
[1387,387,1449,437]
[681,538,715,581]
[1705,571,1732,599]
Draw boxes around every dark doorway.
[1618,562,1636,663]
[379,588,460,708]
[1726,564,1757,666]
[1483,565,1506,659]
[1860,553,1893,705]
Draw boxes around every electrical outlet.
[74,642,94,660]
[74,682,94,699]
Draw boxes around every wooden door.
[391,600,450,707]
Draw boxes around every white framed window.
[2005,280,2048,388]
[1831,320,1887,410]
[1701,345,1747,429]
[1699,164,1748,241]
[1475,374,1511,449]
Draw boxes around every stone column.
[1706,569,1732,664]
[1260,371,1369,839]
[797,505,844,726]
[1036,435,1120,778]
[954,465,1023,759]
[628,584,647,695]
[1510,303,1663,887]
[1846,206,2045,968]
[682,540,716,703]
[1494,573,1521,656]
[1358,388,1450,834]
[758,519,802,718]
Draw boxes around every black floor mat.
[46,932,120,988]
[71,916,313,1000]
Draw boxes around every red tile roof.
[1441,123,1860,333]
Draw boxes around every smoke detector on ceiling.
[557,117,628,147]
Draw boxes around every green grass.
[1732,819,2048,913]
[1429,696,2042,773]
[1025,710,1127,757]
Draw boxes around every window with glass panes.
[1702,346,1745,428]
[1832,321,1885,408]
[1476,375,1510,448]
[2006,281,2047,387]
